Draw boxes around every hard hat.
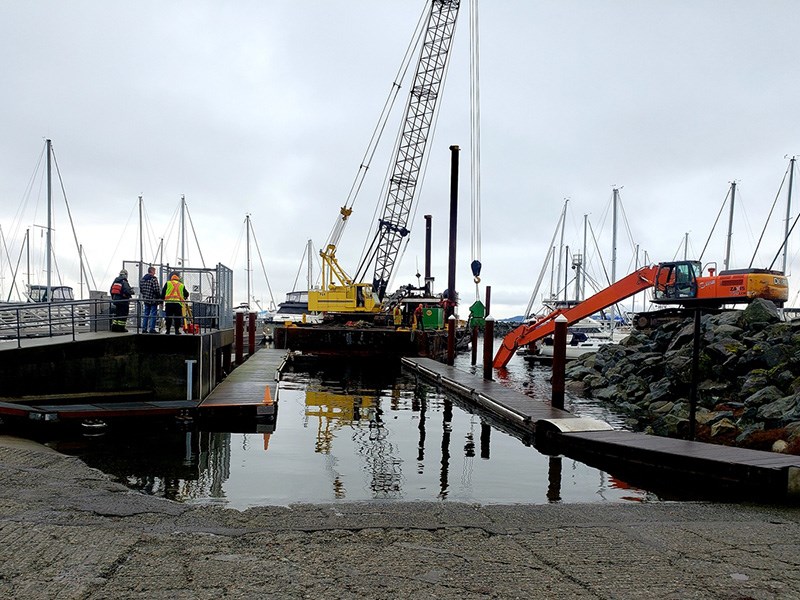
[120,269,128,277]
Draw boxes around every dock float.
[401,357,800,501]
[402,357,580,431]
[0,348,289,431]
[198,347,287,429]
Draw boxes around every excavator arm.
[493,265,658,368]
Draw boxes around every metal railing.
[0,298,223,348]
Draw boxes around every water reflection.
[42,355,662,508]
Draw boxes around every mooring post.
[247,311,256,356]
[185,359,197,401]
[235,310,244,365]
[446,314,456,366]
[547,456,563,502]
[483,316,494,381]
[480,422,491,459]
[689,308,702,440]
[470,326,478,365]
[551,314,568,410]
[446,144,459,320]
[485,285,491,317]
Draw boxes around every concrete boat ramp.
[401,356,800,501]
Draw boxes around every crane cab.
[651,260,788,307]
[307,282,381,314]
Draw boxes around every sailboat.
[268,239,322,324]
[3,139,94,304]
[524,192,635,361]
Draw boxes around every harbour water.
[40,345,666,509]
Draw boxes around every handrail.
[0,298,223,346]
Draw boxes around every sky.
[1,0,799,318]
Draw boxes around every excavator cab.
[652,261,702,302]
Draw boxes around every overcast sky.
[1,1,799,317]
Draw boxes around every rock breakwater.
[565,298,800,454]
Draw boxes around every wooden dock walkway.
[198,347,287,420]
[402,357,800,501]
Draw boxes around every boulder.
[648,400,674,415]
[756,395,799,423]
[711,418,739,438]
[739,297,781,327]
[772,439,789,453]
[743,385,783,408]
[645,378,673,403]
[738,371,770,399]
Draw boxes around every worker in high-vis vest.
[161,272,189,335]
[393,305,403,327]
[109,269,133,332]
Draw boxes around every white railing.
[0,299,223,348]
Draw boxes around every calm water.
[40,346,663,509]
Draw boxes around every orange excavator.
[493,260,789,368]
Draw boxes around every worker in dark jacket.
[162,272,189,334]
[139,266,161,333]
[110,269,133,332]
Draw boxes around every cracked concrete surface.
[0,435,798,599]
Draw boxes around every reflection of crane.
[494,260,789,368]
[304,389,404,498]
[309,0,462,315]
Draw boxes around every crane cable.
[323,4,429,253]
[469,0,482,300]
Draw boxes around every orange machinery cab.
[652,260,788,307]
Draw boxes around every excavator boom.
[493,265,658,368]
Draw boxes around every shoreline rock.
[565,298,800,454]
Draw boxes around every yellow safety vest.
[165,280,185,303]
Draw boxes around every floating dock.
[402,357,800,501]
[0,331,286,432]
[198,347,284,431]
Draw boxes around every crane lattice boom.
[363,0,461,300]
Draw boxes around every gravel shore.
[1,435,798,599]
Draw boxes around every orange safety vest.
[164,279,185,303]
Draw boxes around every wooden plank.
[566,430,800,469]
[30,400,198,419]
[200,348,285,409]
[0,390,154,405]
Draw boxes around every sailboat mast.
[138,195,144,284]
[581,213,588,300]
[46,139,52,303]
[79,244,84,299]
[611,187,619,332]
[26,228,30,296]
[724,181,736,271]
[180,194,186,269]
[611,188,618,286]
[307,239,313,291]
[783,157,795,274]
[245,214,252,307]
[556,199,567,301]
